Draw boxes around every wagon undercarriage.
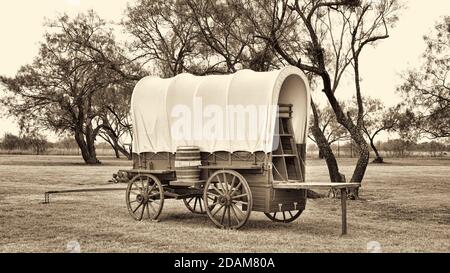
[122,169,306,229]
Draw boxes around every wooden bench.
[273,182,361,235]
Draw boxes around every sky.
[0,0,449,141]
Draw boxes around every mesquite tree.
[235,0,401,193]
[347,97,400,163]
[0,11,134,164]
[123,0,200,77]
[124,0,278,76]
[399,16,450,139]
[97,84,133,159]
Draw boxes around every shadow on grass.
[157,211,340,235]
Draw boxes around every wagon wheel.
[126,174,164,221]
[184,194,217,214]
[204,170,253,229]
[183,196,206,214]
[264,209,303,223]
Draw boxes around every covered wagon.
[120,66,359,231]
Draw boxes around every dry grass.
[0,155,449,253]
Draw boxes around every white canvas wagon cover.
[131,66,311,154]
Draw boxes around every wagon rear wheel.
[183,196,206,214]
[264,209,303,223]
[204,170,253,230]
[126,174,164,221]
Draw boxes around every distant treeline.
[0,133,115,156]
[308,139,450,158]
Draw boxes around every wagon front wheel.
[204,170,253,229]
[264,209,303,223]
[126,174,164,221]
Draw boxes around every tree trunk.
[318,149,325,159]
[349,124,370,199]
[113,144,120,159]
[117,144,132,160]
[102,127,132,160]
[311,102,346,183]
[370,137,384,163]
[74,129,100,165]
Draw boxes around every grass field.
[0,155,449,253]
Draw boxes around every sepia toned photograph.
[0,0,449,257]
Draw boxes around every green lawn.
[0,155,449,253]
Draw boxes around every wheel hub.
[136,194,147,203]
[218,195,232,206]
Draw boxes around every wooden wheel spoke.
[208,192,221,199]
[130,190,142,196]
[148,201,157,214]
[227,205,232,227]
[149,199,160,205]
[184,196,207,214]
[211,185,224,196]
[207,196,217,205]
[133,202,143,214]
[231,203,246,218]
[229,176,237,190]
[212,204,225,217]
[229,204,241,224]
[145,203,150,219]
[144,179,150,192]
[232,193,248,200]
[220,206,227,225]
[231,199,248,206]
[148,192,160,199]
[216,174,222,189]
[230,181,242,196]
[207,195,216,201]
[132,183,143,193]
[193,197,198,211]
[223,173,229,193]
[139,202,145,220]
[209,201,220,207]
[198,198,203,212]
[140,177,145,190]
[147,183,156,194]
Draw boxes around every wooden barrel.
[175,146,201,182]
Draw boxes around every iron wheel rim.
[203,170,253,230]
[264,209,303,223]
[126,174,164,221]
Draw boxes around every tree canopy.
[399,16,450,139]
[0,11,139,164]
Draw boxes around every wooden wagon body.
[121,66,359,231]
